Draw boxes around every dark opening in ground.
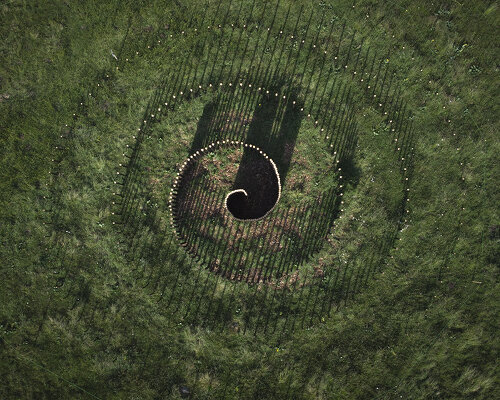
[225,154,280,220]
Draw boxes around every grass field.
[0,0,498,399]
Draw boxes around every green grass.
[1,0,498,399]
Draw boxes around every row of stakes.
[119,14,404,122]
[46,1,452,319]
[33,4,469,345]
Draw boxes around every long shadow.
[187,78,303,222]
[228,86,302,219]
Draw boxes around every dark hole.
[226,155,280,220]
[226,190,249,218]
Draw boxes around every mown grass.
[1,0,498,399]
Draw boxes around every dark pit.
[225,151,280,220]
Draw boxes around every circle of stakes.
[112,2,415,335]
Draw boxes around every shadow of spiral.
[110,1,415,336]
